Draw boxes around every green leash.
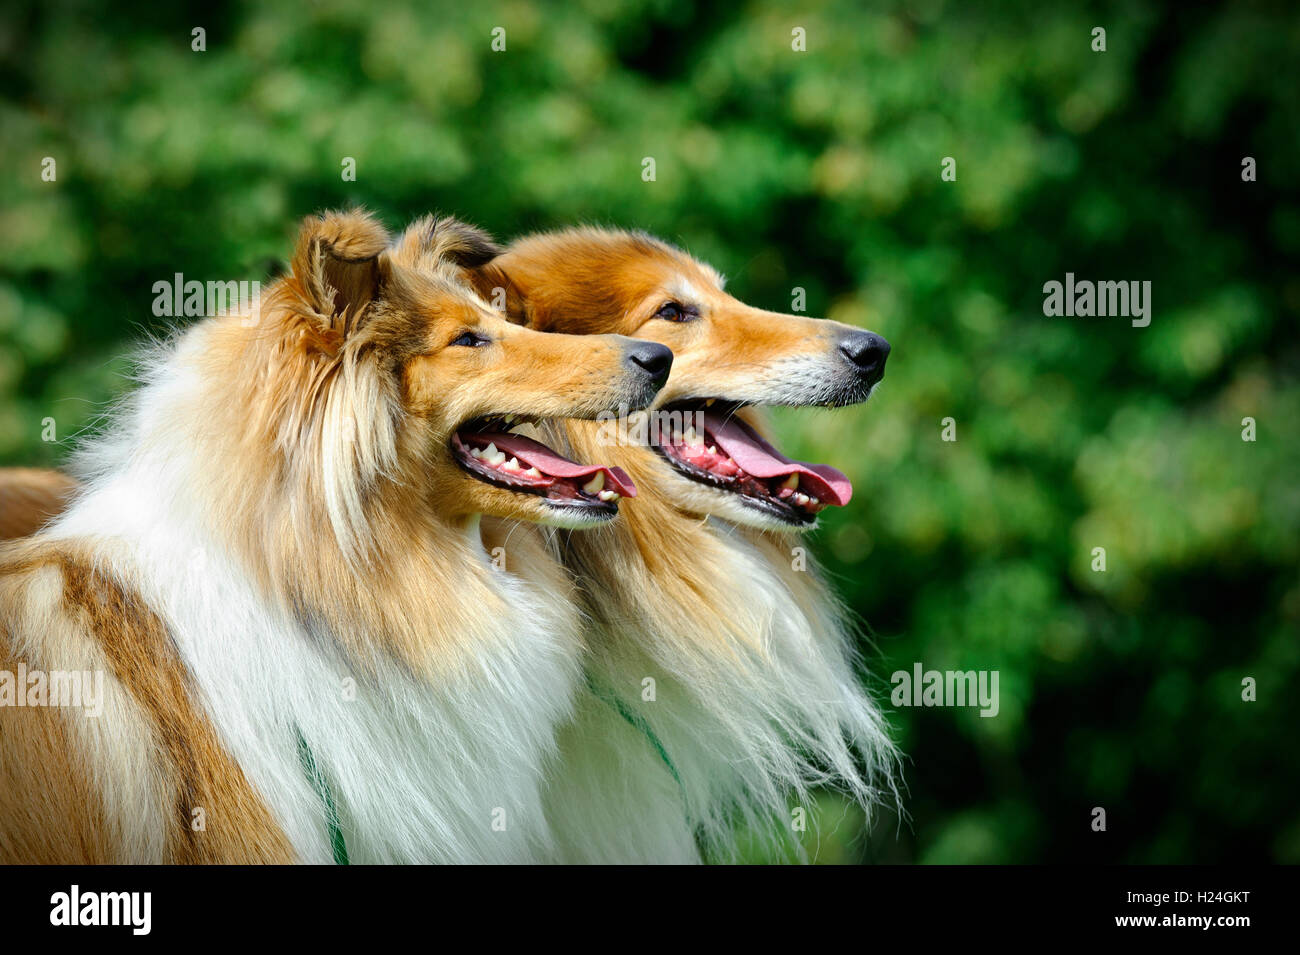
[296,729,349,865]
[584,673,684,791]
[296,687,694,867]
[584,674,710,860]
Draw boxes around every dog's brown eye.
[450,330,490,348]
[654,302,694,322]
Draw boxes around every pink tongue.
[467,432,637,497]
[702,409,852,506]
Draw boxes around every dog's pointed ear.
[392,215,500,271]
[429,216,500,269]
[391,215,528,323]
[291,209,391,327]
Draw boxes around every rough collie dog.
[0,210,671,864]
[474,229,898,862]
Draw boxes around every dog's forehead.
[510,228,727,305]
[650,248,726,299]
[610,241,723,300]
[394,265,488,320]
[665,273,712,304]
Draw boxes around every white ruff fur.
[543,517,899,864]
[49,325,582,863]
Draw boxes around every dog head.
[470,227,888,530]
[269,212,670,546]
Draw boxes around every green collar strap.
[296,728,349,865]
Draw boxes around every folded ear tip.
[425,214,501,266]
[299,207,389,262]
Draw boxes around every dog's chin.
[665,471,820,532]
[465,483,623,528]
[464,486,623,530]
[535,499,620,529]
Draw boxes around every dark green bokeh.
[1,0,1296,863]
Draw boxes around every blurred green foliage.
[1,0,1297,862]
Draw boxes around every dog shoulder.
[0,543,296,863]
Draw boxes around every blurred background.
[2,0,1297,862]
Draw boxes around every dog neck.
[541,416,897,860]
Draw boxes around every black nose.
[625,341,673,389]
[839,331,890,385]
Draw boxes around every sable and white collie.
[0,210,671,864]
[473,229,899,862]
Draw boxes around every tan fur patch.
[0,627,113,863]
[0,468,79,540]
[0,545,294,863]
[58,556,295,863]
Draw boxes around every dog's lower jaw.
[667,473,820,531]
[537,501,620,530]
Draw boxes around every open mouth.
[451,414,636,517]
[651,400,852,525]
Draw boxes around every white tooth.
[582,472,605,494]
[483,442,506,466]
[598,490,619,502]
[503,457,521,471]
[781,474,799,491]
[470,447,484,458]
[707,446,717,455]
[524,467,542,478]
[793,492,810,506]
